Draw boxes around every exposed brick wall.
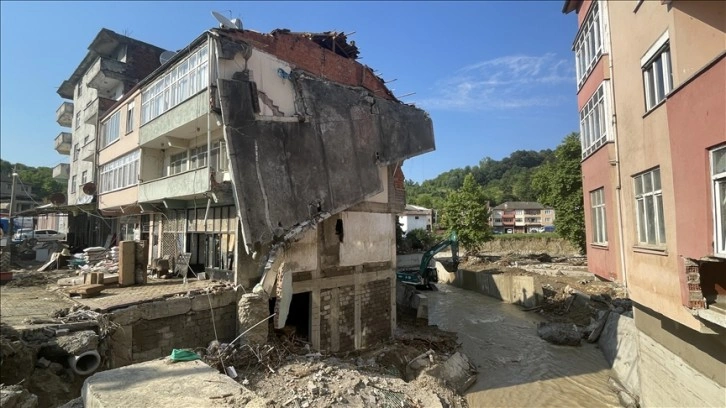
[338,285,356,351]
[390,165,406,209]
[218,30,394,101]
[129,304,236,363]
[684,259,705,310]
[360,278,392,348]
[319,289,332,352]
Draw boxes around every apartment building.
[490,201,555,233]
[93,26,434,351]
[53,29,165,247]
[563,1,725,405]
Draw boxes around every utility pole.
[8,166,17,237]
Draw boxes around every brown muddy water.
[428,284,620,408]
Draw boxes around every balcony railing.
[87,57,128,93]
[52,163,70,180]
[54,132,72,155]
[138,167,211,203]
[56,102,74,127]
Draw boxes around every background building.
[563,1,725,405]
[490,201,555,233]
[398,204,433,233]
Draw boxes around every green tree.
[532,133,586,253]
[440,173,492,253]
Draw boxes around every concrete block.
[598,312,640,398]
[190,290,236,311]
[118,241,135,287]
[491,274,512,302]
[139,297,191,321]
[82,359,253,408]
[435,261,456,284]
[111,306,142,326]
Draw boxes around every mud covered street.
[428,284,621,408]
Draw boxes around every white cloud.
[416,53,574,111]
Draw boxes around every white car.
[13,229,66,242]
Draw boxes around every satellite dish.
[49,193,66,205]
[159,50,177,65]
[82,182,97,196]
[212,11,240,29]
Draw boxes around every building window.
[642,36,673,111]
[101,111,121,148]
[634,168,666,246]
[189,145,208,169]
[81,170,88,185]
[170,151,188,175]
[141,44,209,124]
[126,102,135,133]
[209,141,228,172]
[590,188,607,244]
[84,135,90,145]
[73,143,79,161]
[711,146,726,256]
[71,175,77,194]
[77,83,82,97]
[75,112,81,129]
[579,83,610,158]
[575,1,603,86]
[99,150,140,193]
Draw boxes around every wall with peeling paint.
[339,212,394,266]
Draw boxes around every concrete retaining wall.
[441,265,545,308]
[107,289,238,367]
[478,237,580,256]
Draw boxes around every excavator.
[396,231,459,289]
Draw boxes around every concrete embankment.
[436,264,546,308]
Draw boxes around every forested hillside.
[406,149,554,209]
[0,159,67,203]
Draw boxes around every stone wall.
[477,237,580,256]
[107,289,237,367]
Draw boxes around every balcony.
[139,91,210,147]
[80,140,96,162]
[52,163,70,180]
[138,167,211,203]
[87,57,128,96]
[56,102,74,127]
[54,132,72,155]
[84,97,117,125]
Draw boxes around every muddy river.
[427,284,620,408]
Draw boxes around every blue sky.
[0,1,578,183]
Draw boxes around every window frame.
[633,168,666,247]
[101,111,121,148]
[574,1,604,87]
[641,33,673,112]
[711,146,726,257]
[590,188,608,245]
[99,150,140,194]
[141,44,209,124]
[125,102,135,134]
[71,175,77,194]
[579,82,611,159]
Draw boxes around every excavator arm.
[397,231,459,288]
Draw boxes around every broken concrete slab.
[426,351,478,394]
[218,71,435,251]
[537,322,581,346]
[82,359,259,407]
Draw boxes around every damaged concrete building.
[90,27,434,351]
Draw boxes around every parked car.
[12,229,66,243]
[11,228,34,242]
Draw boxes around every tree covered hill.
[0,159,68,203]
[405,148,555,209]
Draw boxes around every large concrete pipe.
[68,350,101,376]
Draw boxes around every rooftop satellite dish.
[49,193,66,205]
[212,11,240,29]
[159,50,177,65]
[82,182,97,196]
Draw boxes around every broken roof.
[57,28,166,100]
